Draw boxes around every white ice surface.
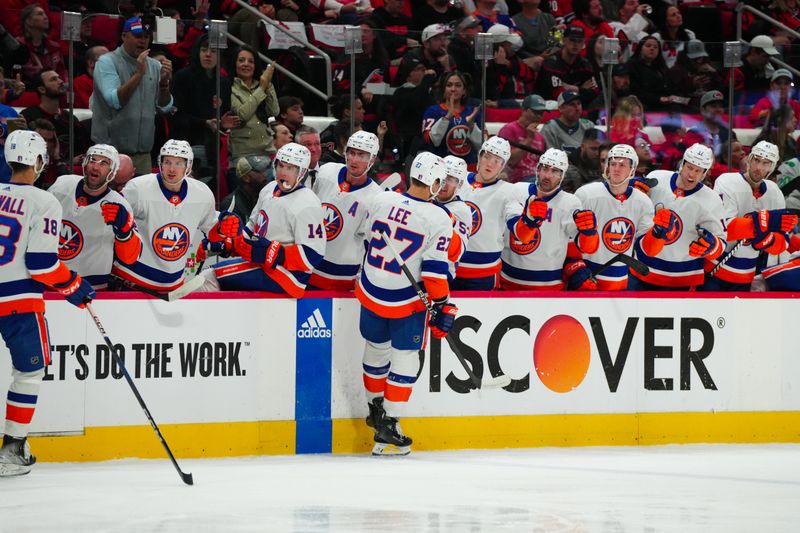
[1,444,799,532]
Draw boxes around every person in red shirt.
[749,69,800,127]
[73,46,108,109]
[498,94,546,182]
[15,4,65,88]
[569,0,614,55]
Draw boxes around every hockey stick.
[591,252,650,279]
[110,274,169,301]
[506,139,544,156]
[85,302,194,486]
[380,172,402,191]
[378,230,511,390]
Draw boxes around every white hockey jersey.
[113,174,216,291]
[501,183,581,290]
[49,174,137,289]
[457,173,525,279]
[436,195,472,281]
[232,181,326,297]
[633,170,726,287]
[310,163,381,290]
[575,181,654,290]
[356,191,452,318]
[0,182,70,316]
[712,172,787,284]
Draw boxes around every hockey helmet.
[4,130,48,179]
[83,143,120,186]
[479,136,511,166]
[604,143,638,181]
[748,140,780,176]
[159,139,194,177]
[274,142,311,190]
[409,151,447,196]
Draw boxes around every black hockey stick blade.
[643,177,659,188]
[85,302,194,486]
[110,274,169,301]
[614,253,650,276]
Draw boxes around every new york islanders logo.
[446,125,472,157]
[465,201,482,236]
[253,209,269,237]
[509,228,541,255]
[602,217,635,253]
[322,203,343,241]
[58,221,83,260]
[152,223,190,261]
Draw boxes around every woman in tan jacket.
[229,45,280,161]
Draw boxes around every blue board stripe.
[295,298,332,453]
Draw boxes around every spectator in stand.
[147,48,177,172]
[773,0,800,31]
[227,0,278,52]
[668,40,725,112]
[706,140,746,184]
[296,124,322,187]
[421,70,483,166]
[73,46,108,109]
[0,22,29,75]
[319,120,351,165]
[413,0,465,31]
[485,24,535,101]
[229,46,279,162]
[749,69,800,127]
[586,56,633,121]
[753,104,799,162]
[540,90,595,153]
[651,5,695,69]
[70,14,105,78]
[513,0,558,57]
[633,136,653,177]
[274,123,293,151]
[110,154,135,193]
[220,155,270,221]
[498,94,547,182]
[390,53,437,162]
[276,96,304,136]
[473,0,516,32]
[162,1,210,71]
[610,0,653,45]
[449,16,481,79]
[411,24,455,79]
[0,101,26,182]
[15,4,66,88]
[29,117,65,188]
[21,70,90,162]
[609,95,649,146]
[91,17,174,176]
[311,0,372,25]
[563,127,604,192]
[370,0,416,60]
[686,90,736,158]
[651,118,686,171]
[320,95,364,155]
[569,0,614,51]
[627,35,684,112]
[173,35,239,180]
[0,66,26,105]
[732,35,780,106]
[534,26,599,106]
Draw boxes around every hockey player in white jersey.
[435,155,472,281]
[112,140,216,292]
[456,136,541,290]
[0,130,95,476]
[706,141,798,290]
[575,144,655,290]
[630,143,727,290]
[308,130,382,290]
[501,148,600,290]
[49,144,142,289]
[196,143,326,297]
[356,151,456,456]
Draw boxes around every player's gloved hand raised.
[564,260,597,291]
[101,202,134,238]
[218,211,243,238]
[522,198,548,228]
[235,234,284,268]
[53,271,95,308]
[429,301,458,339]
[572,209,597,236]
[689,228,723,258]
[651,209,678,240]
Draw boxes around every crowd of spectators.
[0,0,800,203]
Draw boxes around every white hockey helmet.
[4,129,48,179]
[537,148,569,175]
[443,155,468,184]
[83,143,120,186]
[409,151,447,196]
[479,136,512,166]
[346,130,380,158]
[748,140,780,176]
[159,139,194,177]
[273,142,311,190]
[681,143,714,173]
[604,143,638,180]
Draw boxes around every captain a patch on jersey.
[152,222,190,261]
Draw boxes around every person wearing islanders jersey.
[309,130,381,290]
[196,143,326,297]
[356,152,456,456]
[706,141,797,291]
[575,144,655,290]
[456,136,543,290]
[435,155,472,282]
[0,130,95,477]
[762,234,800,290]
[49,144,142,289]
[630,143,727,290]
[501,148,600,291]
[421,71,484,166]
[112,140,216,292]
